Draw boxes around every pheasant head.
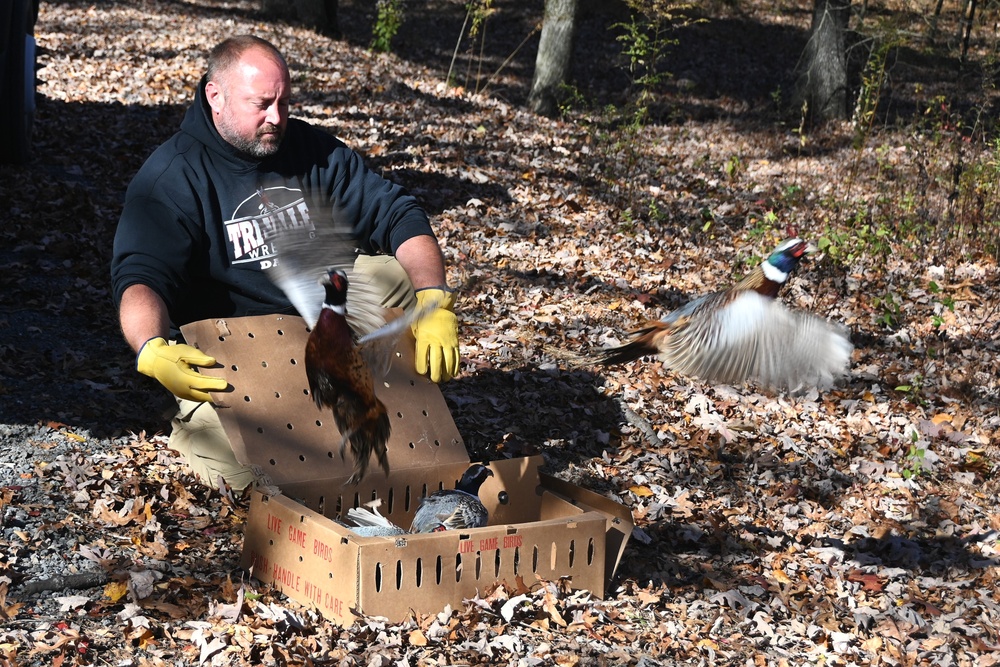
[739,237,816,298]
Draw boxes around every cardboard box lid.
[180,314,471,486]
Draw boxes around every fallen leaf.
[500,594,529,623]
[104,581,128,604]
[55,595,90,612]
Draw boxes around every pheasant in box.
[595,237,852,392]
[410,463,494,533]
[346,464,495,535]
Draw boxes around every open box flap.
[180,314,470,486]
[539,473,634,583]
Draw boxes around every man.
[111,35,459,490]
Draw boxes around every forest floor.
[1,0,999,665]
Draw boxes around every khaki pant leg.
[352,254,416,310]
[168,399,255,491]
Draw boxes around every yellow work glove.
[136,337,228,402]
[412,288,460,383]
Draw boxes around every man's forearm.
[394,234,449,290]
[119,284,171,353]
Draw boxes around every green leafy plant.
[556,82,588,118]
[770,85,783,113]
[591,3,696,214]
[370,0,405,53]
[553,4,700,224]
[952,134,1000,258]
[614,8,678,102]
[618,208,638,234]
[818,217,893,266]
[852,34,900,151]
[446,0,496,91]
[648,198,669,225]
[900,432,928,479]
[927,281,955,329]
[901,445,927,479]
[781,184,803,204]
[700,207,715,232]
[724,154,742,181]
[874,291,902,329]
[895,374,926,406]
[744,210,778,242]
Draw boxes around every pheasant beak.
[320,268,349,289]
[790,240,818,258]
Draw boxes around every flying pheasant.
[306,269,393,486]
[263,205,441,485]
[594,237,852,392]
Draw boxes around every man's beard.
[229,125,284,158]
[217,115,284,158]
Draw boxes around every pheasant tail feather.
[594,321,672,366]
[345,399,391,486]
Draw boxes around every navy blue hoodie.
[111,77,434,334]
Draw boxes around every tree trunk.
[260,0,280,18]
[527,0,579,117]
[929,0,945,44]
[959,0,976,62]
[794,0,851,123]
[260,0,340,38]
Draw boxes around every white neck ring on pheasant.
[322,303,347,316]
[761,261,788,283]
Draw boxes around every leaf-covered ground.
[1,1,999,665]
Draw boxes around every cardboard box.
[181,314,632,625]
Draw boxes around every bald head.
[204,36,291,158]
[207,35,287,85]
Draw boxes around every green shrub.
[371,0,405,53]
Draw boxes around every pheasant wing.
[355,290,446,378]
[346,505,406,535]
[751,304,853,391]
[410,490,488,533]
[661,291,852,391]
[266,221,386,334]
[447,494,489,530]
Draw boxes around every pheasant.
[343,501,407,537]
[594,237,852,392]
[410,464,494,533]
[306,269,393,486]
[262,193,387,338]
[264,209,442,485]
[345,464,495,535]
